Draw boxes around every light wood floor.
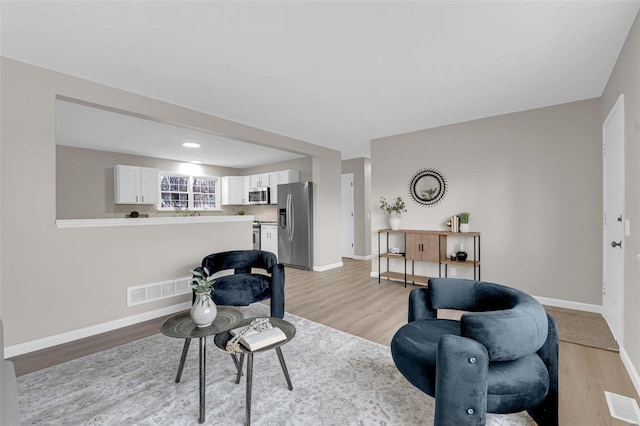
[10,258,639,425]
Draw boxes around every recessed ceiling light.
[188,160,203,164]
[182,141,201,148]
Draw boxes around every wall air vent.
[605,391,640,424]
[127,277,192,307]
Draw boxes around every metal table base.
[161,308,243,424]
[214,317,296,426]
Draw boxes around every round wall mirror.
[408,168,447,207]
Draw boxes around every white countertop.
[56,215,255,229]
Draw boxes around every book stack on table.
[230,324,287,351]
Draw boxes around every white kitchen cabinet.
[279,169,300,184]
[269,169,300,204]
[221,176,248,205]
[114,165,160,204]
[260,224,278,258]
[268,171,279,205]
[249,173,270,189]
[244,176,251,195]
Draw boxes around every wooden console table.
[378,229,481,287]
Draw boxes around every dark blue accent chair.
[194,250,285,318]
[391,278,558,426]
[175,250,286,384]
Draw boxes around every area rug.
[545,306,619,352]
[17,304,535,425]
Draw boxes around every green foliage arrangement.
[379,196,407,214]
[190,267,216,306]
[174,207,200,217]
[458,212,470,224]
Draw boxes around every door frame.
[602,94,625,344]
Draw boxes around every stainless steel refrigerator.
[278,181,313,269]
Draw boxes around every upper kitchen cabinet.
[114,165,160,204]
[222,176,248,205]
[269,169,300,204]
[221,170,300,205]
[249,173,270,189]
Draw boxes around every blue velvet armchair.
[174,250,285,383]
[390,278,558,426]
[196,249,285,318]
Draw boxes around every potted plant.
[190,267,217,327]
[380,196,407,230]
[459,212,470,232]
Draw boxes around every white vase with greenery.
[389,212,402,230]
[190,267,217,328]
[380,196,407,231]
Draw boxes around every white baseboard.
[620,346,640,398]
[533,295,602,314]
[371,273,602,314]
[313,262,344,272]
[5,302,191,358]
[352,255,372,261]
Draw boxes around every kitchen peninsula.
[56,214,254,228]
[11,214,257,357]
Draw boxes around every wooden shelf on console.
[405,274,430,285]
[440,259,480,267]
[379,271,431,285]
[378,228,481,237]
[380,252,405,258]
[377,228,481,287]
[379,271,405,281]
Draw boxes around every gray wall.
[0,57,342,347]
[56,145,312,220]
[601,10,640,392]
[342,158,372,259]
[371,98,603,304]
[56,145,241,219]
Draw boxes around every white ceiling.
[55,99,305,169]
[2,1,639,163]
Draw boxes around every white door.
[603,94,625,345]
[341,173,355,258]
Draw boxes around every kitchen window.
[159,173,220,210]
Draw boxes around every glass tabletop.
[161,306,243,339]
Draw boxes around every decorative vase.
[459,223,470,233]
[190,292,217,328]
[389,212,401,230]
[456,251,468,261]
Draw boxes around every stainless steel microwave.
[248,187,270,204]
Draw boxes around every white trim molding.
[56,215,255,229]
[313,262,344,272]
[371,273,603,313]
[353,255,372,261]
[620,346,640,398]
[533,295,601,314]
[5,302,191,358]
